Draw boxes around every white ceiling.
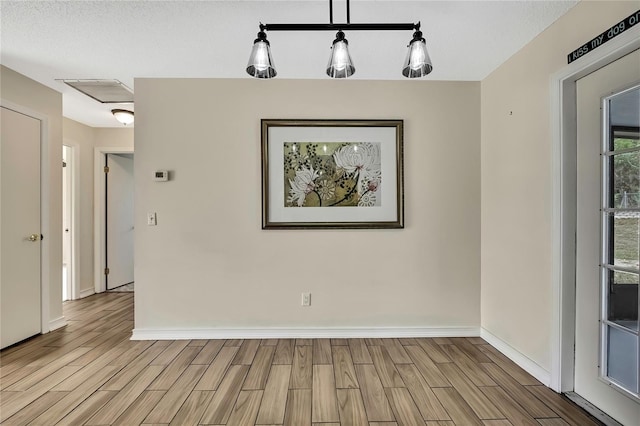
[0,0,578,128]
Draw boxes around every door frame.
[62,141,80,300]
[94,146,134,293]
[0,99,52,334]
[550,24,640,393]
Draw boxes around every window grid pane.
[606,325,639,393]
[606,213,639,271]
[601,88,640,398]
[607,270,639,332]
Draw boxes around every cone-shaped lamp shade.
[326,31,355,78]
[246,31,276,78]
[402,31,433,78]
[111,109,134,125]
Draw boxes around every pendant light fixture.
[246,0,432,79]
[326,30,355,78]
[402,29,433,78]
[111,109,134,125]
[246,30,276,78]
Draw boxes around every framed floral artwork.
[261,119,404,229]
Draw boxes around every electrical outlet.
[301,292,311,306]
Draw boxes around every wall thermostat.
[154,170,169,181]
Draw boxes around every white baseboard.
[481,328,551,386]
[49,316,67,332]
[78,288,95,299]
[131,326,480,341]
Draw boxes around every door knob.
[27,234,40,242]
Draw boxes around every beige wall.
[63,118,133,295]
[1,65,64,324]
[481,1,639,372]
[134,79,481,332]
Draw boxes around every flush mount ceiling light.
[246,0,433,79]
[111,109,134,125]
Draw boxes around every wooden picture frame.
[261,119,404,229]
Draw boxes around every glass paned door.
[601,84,640,398]
[575,50,640,425]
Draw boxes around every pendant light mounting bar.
[260,22,419,32]
[260,0,418,32]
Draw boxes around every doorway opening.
[552,23,640,426]
[94,147,134,294]
[62,144,77,301]
[105,153,134,291]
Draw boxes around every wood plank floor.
[0,292,603,425]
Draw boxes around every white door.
[575,49,640,425]
[62,145,72,301]
[0,106,42,349]
[106,153,134,290]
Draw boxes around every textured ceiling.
[0,0,578,127]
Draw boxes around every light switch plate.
[301,292,311,306]
[147,212,157,226]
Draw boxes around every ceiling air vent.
[60,79,133,103]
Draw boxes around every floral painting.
[261,119,403,229]
[284,142,382,208]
